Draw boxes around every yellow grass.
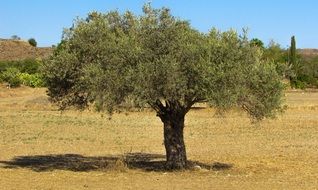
[0,85,318,189]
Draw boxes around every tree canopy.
[44,4,285,169]
[28,38,37,47]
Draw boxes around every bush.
[290,56,318,89]
[19,73,45,87]
[0,59,45,88]
[0,61,10,73]
[20,59,42,74]
[11,35,21,40]
[0,67,22,87]
[28,38,37,47]
[290,79,305,89]
[0,59,42,74]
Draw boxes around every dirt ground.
[0,85,317,189]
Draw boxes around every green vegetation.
[290,36,297,66]
[288,36,302,88]
[0,67,22,87]
[250,38,264,49]
[44,4,284,169]
[252,37,318,89]
[28,38,37,47]
[294,56,318,88]
[19,73,44,87]
[0,59,44,87]
[11,35,21,40]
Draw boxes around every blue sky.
[1,0,317,48]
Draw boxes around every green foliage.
[0,67,22,87]
[291,56,318,88]
[28,38,37,47]
[290,79,306,89]
[289,36,296,66]
[288,36,300,86]
[19,73,45,87]
[44,4,284,120]
[205,30,284,120]
[250,38,264,49]
[0,59,44,88]
[261,41,289,77]
[259,37,318,89]
[286,36,318,89]
[0,59,42,74]
[263,40,287,63]
[44,5,285,168]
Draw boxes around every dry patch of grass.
[0,86,318,189]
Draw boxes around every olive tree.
[44,5,284,169]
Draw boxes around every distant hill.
[0,38,317,62]
[298,49,318,59]
[0,39,52,61]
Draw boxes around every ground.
[0,85,317,189]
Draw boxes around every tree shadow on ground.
[0,153,233,172]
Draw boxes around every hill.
[0,38,317,61]
[298,48,318,59]
[0,39,52,61]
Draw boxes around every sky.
[1,0,317,48]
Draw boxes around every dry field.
[0,85,317,189]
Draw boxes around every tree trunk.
[161,112,187,170]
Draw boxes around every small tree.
[250,38,264,49]
[28,38,37,47]
[11,35,21,40]
[263,40,286,62]
[44,5,284,169]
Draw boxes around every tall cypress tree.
[290,36,296,66]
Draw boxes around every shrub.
[0,67,22,87]
[28,38,37,47]
[19,73,45,87]
[290,56,318,89]
[0,59,41,74]
[0,59,45,88]
[0,61,10,73]
[20,59,42,74]
[290,79,306,89]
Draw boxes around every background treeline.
[251,37,318,89]
[0,37,317,89]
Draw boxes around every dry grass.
[0,39,52,61]
[0,85,318,189]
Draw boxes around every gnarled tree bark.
[160,110,187,169]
